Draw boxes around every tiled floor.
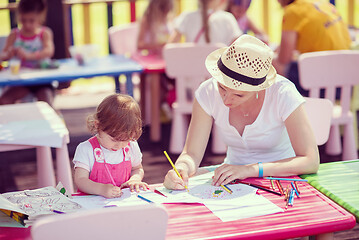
[0,87,358,239]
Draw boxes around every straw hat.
[205,34,276,91]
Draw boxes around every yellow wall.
[0,0,358,53]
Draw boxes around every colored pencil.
[137,194,153,203]
[51,209,65,214]
[270,179,275,189]
[284,184,291,201]
[291,182,300,198]
[285,193,290,209]
[239,182,282,196]
[294,181,300,194]
[275,180,284,195]
[277,180,284,194]
[264,177,308,182]
[220,184,233,194]
[154,189,167,198]
[289,189,295,206]
[163,151,189,191]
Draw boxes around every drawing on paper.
[2,187,82,216]
[189,184,251,200]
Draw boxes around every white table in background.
[0,102,74,193]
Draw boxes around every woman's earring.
[256,92,259,99]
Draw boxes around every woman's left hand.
[212,164,251,186]
[120,180,150,192]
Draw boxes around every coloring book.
[0,186,82,226]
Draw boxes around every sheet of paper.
[204,194,284,222]
[156,172,284,221]
[71,189,168,210]
[155,182,257,204]
[155,172,256,203]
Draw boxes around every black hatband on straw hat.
[217,58,266,86]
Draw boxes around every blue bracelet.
[258,162,263,178]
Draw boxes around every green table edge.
[300,159,359,222]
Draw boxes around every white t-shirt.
[73,140,142,172]
[174,10,242,45]
[195,76,305,165]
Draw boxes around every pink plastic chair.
[298,50,359,160]
[108,22,140,94]
[163,43,226,154]
[108,22,139,56]
[31,204,168,240]
[303,97,333,146]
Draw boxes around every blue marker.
[137,194,153,203]
[288,189,295,206]
[291,182,300,198]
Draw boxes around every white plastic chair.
[351,85,359,148]
[164,43,227,154]
[303,97,333,146]
[31,204,168,240]
[0,102,73,193]
[108,22,139,56]
[298,50,359,160]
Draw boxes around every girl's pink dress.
[88,136,132,186]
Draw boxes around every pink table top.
[163,177,356,240]
[131,52,165,73]
[1,177,355,240]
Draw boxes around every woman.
[164,34,319,190]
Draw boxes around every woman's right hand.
[163,168,189,190]
[101,184,123,198]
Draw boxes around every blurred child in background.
[137,0,174,55]
[168,0,241,45]
[0,0,55,106]
[137,0,175,121]
[227,0,268,44]
[73,94,149,198]
[272,0,351,96]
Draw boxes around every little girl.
[73,94,149,198]
[0,0,55,106]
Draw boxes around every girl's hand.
[15,48,30,60]
[101,184,123,198]
[5,47,16,60]
[212,164,251,186]
[121,180,150,192]
[163,169,189,190]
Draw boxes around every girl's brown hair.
[18,0,47,14]
[18,0,47,23]
[87,94,142,141]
